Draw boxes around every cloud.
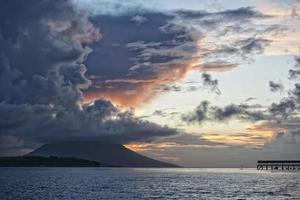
[201,132,270,147]
[269,98,296,119]
[1,0,297,160]
[162,84,182,92]
[184,53,300,125]
[0,99,178,145]
[269,81,284,92]
[130,117,300,167]
[289,56,300,79]
[250,119,300,156]
[0,0,178,155]
[131,15,148,25]
[152,110,166,117]
[182,101,266,124]
[0,0,100,107]
[268,78,300,120]
[182,101,210,123]
[181,53,300,158]
[184,80,300,125]
[213,104,266,121]
[82,7,278,107]
[291,7,299,18]
[125,132,225,156]
[245,97,257,102]
[175,7,267,19]
[201,73,221,95]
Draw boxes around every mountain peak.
[28,141,179,168]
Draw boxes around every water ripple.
[0,168,299,200]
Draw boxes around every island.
[0,156,101,167]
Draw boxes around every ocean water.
[0,168,299,200]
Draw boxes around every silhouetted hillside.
[0,156,101,167]
[28,141,178,167]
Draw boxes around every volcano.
[28,141,178,168]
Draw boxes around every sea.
[0,168,299,200]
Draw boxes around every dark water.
[0,168,299,200]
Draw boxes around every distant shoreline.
[0,156,102,167]
[0,156,179,168]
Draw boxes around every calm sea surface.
[0,168,299,200]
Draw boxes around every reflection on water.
[0,168,299,199]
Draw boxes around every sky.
[0,0,300,167]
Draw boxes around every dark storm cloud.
[0,0,99,78]
[201,73,221,95]
[83,7,277,106]
[0,99,177,142]
[0,0,178,155]
[269,81,284,92]
[85,12,181,81]
[0,0,99,108]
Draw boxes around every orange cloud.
[199,122,287,147]
[83,60,238,108]
[83,63,195,107]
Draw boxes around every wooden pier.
[257,160,300,170]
